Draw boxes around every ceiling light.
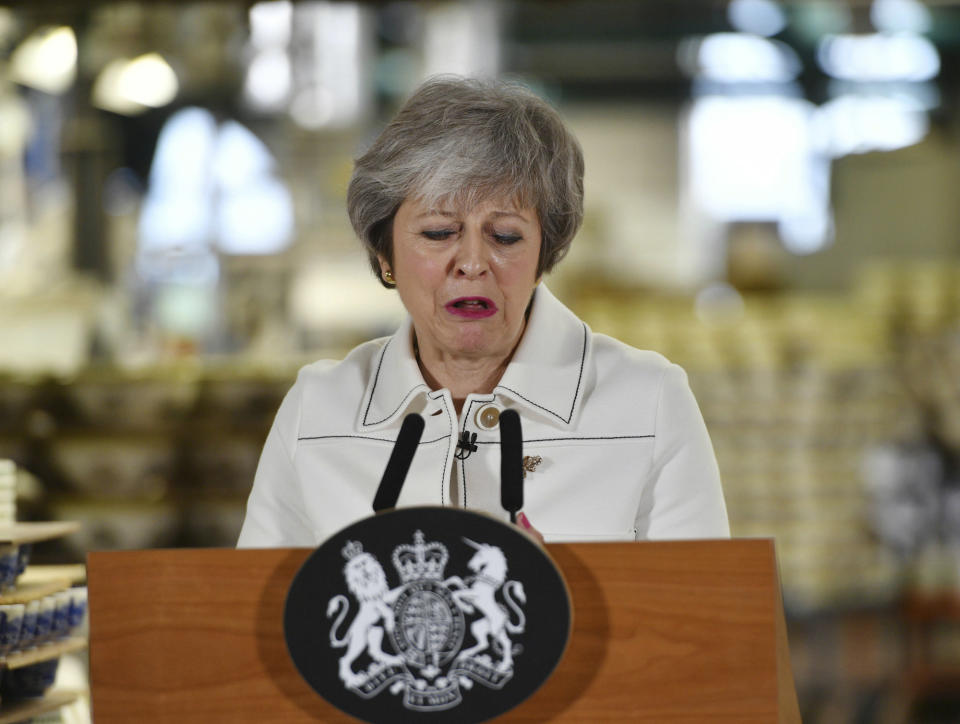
[9,26,77,95]
[93,53,179,115]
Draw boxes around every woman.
[237,76,729,547]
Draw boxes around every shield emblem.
[284,506,571,724]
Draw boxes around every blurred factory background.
[1,0,960,721]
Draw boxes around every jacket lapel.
[357,316,429,431]
[494,285,590,428]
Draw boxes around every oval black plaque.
[284,507,572,724]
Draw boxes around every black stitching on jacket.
[473,434,654,444]
[440,396,451,505]
[495,322,588,424]
[361,338,422,427]
[298,434,450,445]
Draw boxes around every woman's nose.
[454,227,488,279]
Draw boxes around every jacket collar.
[357,315,430,431]
[493,284,589,427]
[357,284,590,431]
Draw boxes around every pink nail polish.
[518,512,531,529]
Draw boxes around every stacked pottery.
[0,603,24,659]
[0,587,86,657]
[0,587,87,699]
[2,657,60,699]
[0,460,15,524]
[0,601,24,707]
[0,460,86,700]
[0,542,30,595]
[0,545,19,595]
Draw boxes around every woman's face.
[383,195,542,362]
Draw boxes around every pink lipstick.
[445,297,497,319]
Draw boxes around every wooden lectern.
[87,539,800,723]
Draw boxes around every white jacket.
[237,285,729,547]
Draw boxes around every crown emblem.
[341,540,364,560]
[392,530,448,583]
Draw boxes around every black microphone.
[499,409,523,524]
[372,413,425,513]
[454,431,478,460]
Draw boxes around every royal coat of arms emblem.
[326,530,527,712]
[284,506,571,724]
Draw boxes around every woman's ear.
[377,256,396,286]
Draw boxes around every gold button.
[475,405,500,430]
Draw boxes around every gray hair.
[347,75,584,287]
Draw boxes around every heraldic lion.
[327,547,405,687]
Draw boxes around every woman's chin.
[451,341,497,359]
[444,330,505,359]
[425,315,520,361]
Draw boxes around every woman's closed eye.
[421,228,522,244]
[493,232,522,245]
[422,229,456,241]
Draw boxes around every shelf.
[0,579,72,606]
[16,565,85,588]
[1,637,87,670]
[0,566,85,605]
[0,691,80,724]
[0,522,81,545]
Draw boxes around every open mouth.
[446,297,497,318]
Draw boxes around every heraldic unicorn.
[325,530,528,712]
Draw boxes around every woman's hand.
[517,511,544,543]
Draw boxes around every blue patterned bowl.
[0,604,25,658]
[67,587,87,633]
[15,544,31,576]
[18,600,39,650]
[1,657,59,699]
[0,545,19,592]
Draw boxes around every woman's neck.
[416,353,508,415]
[414,334,522,415]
